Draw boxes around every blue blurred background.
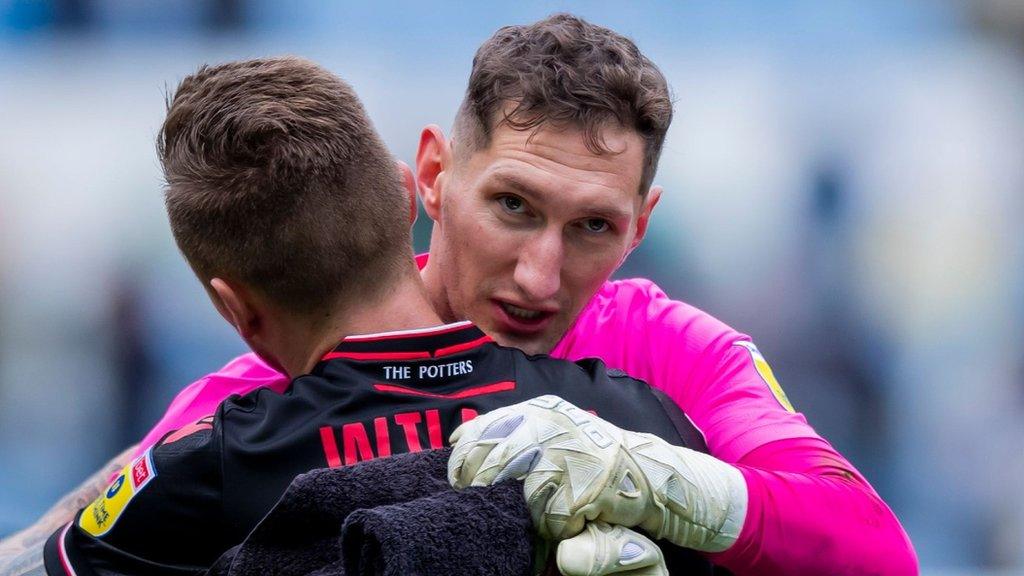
[0,1,1021,573]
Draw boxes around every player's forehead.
[462,122,645,210]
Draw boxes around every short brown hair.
[454,13,673,193]
[159,57,409,316]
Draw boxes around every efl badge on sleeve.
[78,450,157,537]
[733,341,796,413]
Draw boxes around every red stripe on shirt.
[322,350,432,361]
[433,335,494,358]
[372,380,515,400]
[322,335,492,362]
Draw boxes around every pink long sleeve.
[709,437,919,575]
[552,279,918,575]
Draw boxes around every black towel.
[341,481,533,576]
[208,447,714,576]
[207,448,533,576]
[209,448,452,576]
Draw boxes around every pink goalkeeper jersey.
[134,272,917,575]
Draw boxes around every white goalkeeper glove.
[448,395,747,553]
[557,522,667,576]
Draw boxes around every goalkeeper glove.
[448,395,747,553]
[557,522,668,576]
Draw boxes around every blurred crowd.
[0,1,1021,572]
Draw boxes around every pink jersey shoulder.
[553,277,741,368]
[554,278,819,462]
[134,353,288,456]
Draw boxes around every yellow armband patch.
[79,450,157,537]
[733,341,795,413]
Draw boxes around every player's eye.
[582,218,610,233]
[498,194,527,214]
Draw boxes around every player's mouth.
[492,299,556,334]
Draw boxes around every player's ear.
[209,277,260,340]
[629,185,662,253]
[397,160,418,226]
[416,125,450,222]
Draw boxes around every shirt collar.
[321,321,493,362]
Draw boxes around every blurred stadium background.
[0,1,1022,573]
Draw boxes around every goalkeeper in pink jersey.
[3,14,917,576]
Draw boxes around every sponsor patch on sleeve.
[78,449,157,537]
[733,341,795,413]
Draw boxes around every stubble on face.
[430,122,648,355]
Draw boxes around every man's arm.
[450,396,919,575]
[547,280,916,573]
[0,445,136,575]
[0,552,45,576]
[678,341,918,574]
[709,436,918,574]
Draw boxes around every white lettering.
[415,360,475,379]
[383,366,411,380]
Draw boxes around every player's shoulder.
[165,353,285,416]
[217,371,340,432]
[586,278,745,344]
[135,353,288,457]
[51,425,226,575]
[510,348,644,390]
[511,352,708,451]
[217,385,282,434]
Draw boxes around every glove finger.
[466,414,539,486]
[451,442,500,488]
[540,483,586,541]
[448,407,514,486]
[557,522,667,576]
[447,420,485,487]
[454,411,528,485]
[448,408,490,445]
[447,436,477,488]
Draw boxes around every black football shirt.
[45,322,706,576]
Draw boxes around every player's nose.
[513,228,563,302]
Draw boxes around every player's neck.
[419,240,457,323]
[283,270,443,377]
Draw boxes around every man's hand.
[557,522,667,576]
[448,395,747,553]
